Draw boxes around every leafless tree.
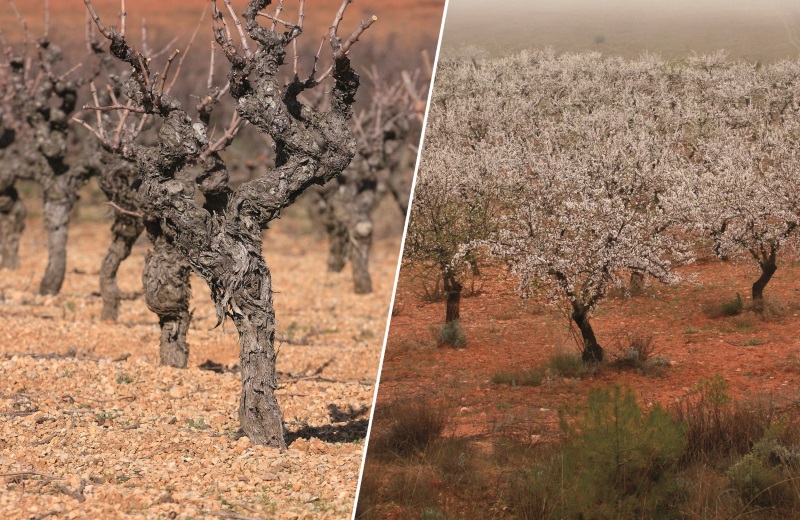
[312,65,427,293]
[80,0,374,446]
[0,65,26,270]
[1,1,105,295]
[78,23,147,322]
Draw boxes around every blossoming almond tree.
[677,57,800,303]
[485,109,688,362]
[439,51,695,361]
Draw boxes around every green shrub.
[723,293,745,315]
[426,436,476,486]
[438,320,467,348]
[557,386,686,519]
[726,432,800,510]
[506,459,563,519]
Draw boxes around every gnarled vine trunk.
[98,161,144,321]
[40,196,72,295]
[99,212,143,321]
[0,186,25,270]
[143,224,192,368]
[313,163,376,293]
[84,0,370,447]
[231,251,285,447]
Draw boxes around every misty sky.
[441,0,800,62]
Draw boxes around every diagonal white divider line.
[350,0,453,517]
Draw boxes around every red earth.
[376,254,800,445]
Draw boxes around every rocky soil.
[0,207,401,519]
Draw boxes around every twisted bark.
[85,0,370,447]
[98,161,144,321]
[0,116,25,270]
[0,186,25,270]
[143,224,192,368]
[14,40,98,295]
[313,165,376,292]
[40,196,71,295]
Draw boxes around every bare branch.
[85,11,96,55]
[70,116,105,142]
[335,15,377,60]
[0,471,63,481]
[158,49,179,98]
[315,13,378,83]
[270,0,285,32]
[112,108,131,149]
[90,82,104,139]
[44,0,50,41]
[212,0,240,64]
[222,0,252,59]
[141,18,152,57]
[119,0,127,39]
[207,40,215,90]
[58,63,83,83]
[149,36,180,60]
[329,0,349,43]
[83,0,111,39]
[256,12,297,30]
[104,201,142,219]
[83,103,147,114]
[166,5,207,94]
[200,111,245,161]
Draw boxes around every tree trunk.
[572,302,603,363]
[327,220,348,273]
[387,169,411,215]
[752,257,777,302]
[629,271,645,296]
[711,225,729,262]
[0,186,25,270]
[348,175,377,295]
[232,261,286,448]
[98,160,144,322]
[39,197,72,295]
[100,214,144,321]
[143,228,192,368]
[350,219,373,294]
[443,273,462,323]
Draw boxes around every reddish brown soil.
[377,257,800,444]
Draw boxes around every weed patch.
[372,400,448,457]
[703,292,744,318]
[437,320,466,348]
[490,369,544,387]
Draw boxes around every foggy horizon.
[442,0,800,62]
